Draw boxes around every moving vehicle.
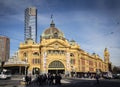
[103,71,113,79]
[113,73,120,79]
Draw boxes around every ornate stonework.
[18,21,110,75]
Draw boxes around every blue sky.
[0,0,120,66]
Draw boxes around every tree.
[113,66,120,73]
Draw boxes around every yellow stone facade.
[18,21,110,75]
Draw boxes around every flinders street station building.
[4,20,110,76]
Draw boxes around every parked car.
[0,69,11,80]
[113,74,120,79]
[103,71,113,79]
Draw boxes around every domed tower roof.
[41,20,65,39]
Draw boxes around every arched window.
[54,32,58,38]
[23,52,27,57]
[70,53,74,57]
[33,52,39,56]
[49,61,64,68]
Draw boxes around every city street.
[0,76,120,87]
[0,79,20,87]
[0,75,22,87]
[0,0,120,87]
[63,78,120,87]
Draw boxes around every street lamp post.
[25,57,28,75]
[0,58,5,73]
[0,58,1,72]
[71,66,74,77]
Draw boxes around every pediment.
[46,40,69,48]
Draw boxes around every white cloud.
[1,0,119,65]
[51,11,120,65]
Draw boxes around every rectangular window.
[99,62,101,68]
[32,59,34,64]
[71,59,75,65]
[82,67,85,72]
[95,62,97,67]
[81,59,85,65]
[89,67,94,72]
[89,61,93,66]
[78,59,80,65]
[32,58,40,64]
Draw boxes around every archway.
[48,60,65,74]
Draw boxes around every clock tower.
[104,48,110,63]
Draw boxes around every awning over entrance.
[2,58,29,75]
[3,64,29,67]
[3,58,29,67]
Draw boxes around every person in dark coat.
[50,74,54,85]
[58,74,62,85]
[96,74,100,84]
[54,74,58,85]
[25,75,29,85]
[28,73,32,84]
[47,73,52,85]
[55,74,62,85]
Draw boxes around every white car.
[103,71,113,79]
[0,72,11,80]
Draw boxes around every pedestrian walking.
[28,73,32,84]
[96,69,101,85]
[50,74,55,85]
[58,74,62,85]
[25,75,29,85]
[47,73,52,86]
[96,74,100,84]
[55,73,62,85]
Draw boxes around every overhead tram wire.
[45,0,55,21]
[0,33,22,56]
[109,46,120,49]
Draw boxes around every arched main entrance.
[48,60,65,74]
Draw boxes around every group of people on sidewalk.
[24,73,62,86]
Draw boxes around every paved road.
[0,75,23,87]
[0,76,120,87]
[25,78,120,87]
[0,79,20,87]
[64,78,120,87]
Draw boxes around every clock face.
[54,44,59,49]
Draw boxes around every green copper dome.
[41,20,65,39]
